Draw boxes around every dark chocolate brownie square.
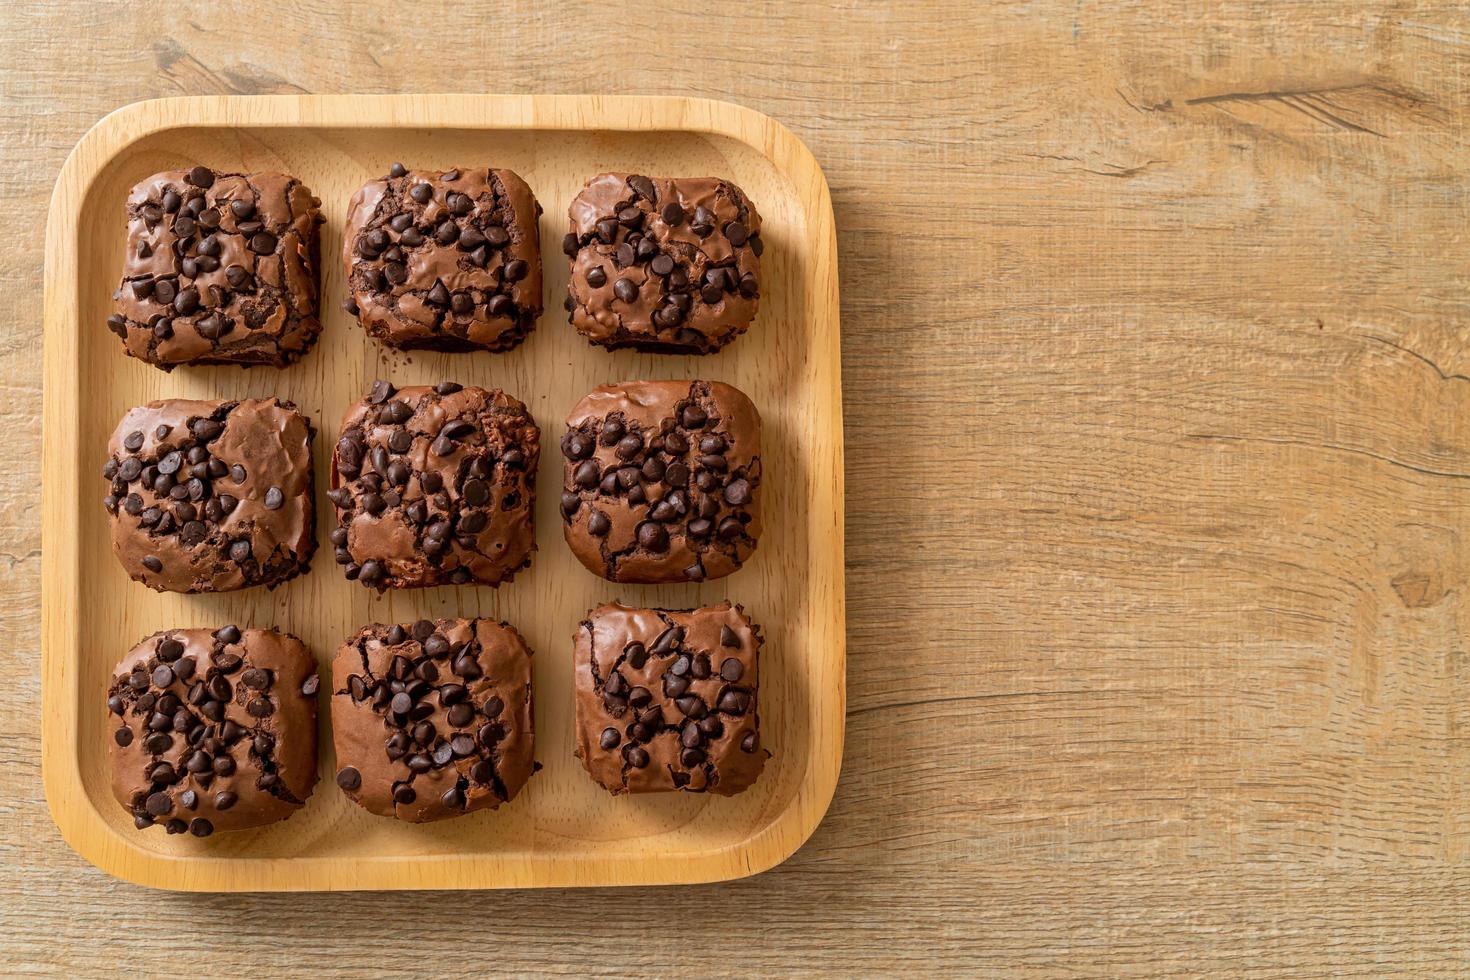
[328,381,539,590]
[343,164,543,351]
[102,398,316,593]
[560,380,761,583]
[107,167,323,368]
[107,626,319,836]
[331,618,536,822]
[563,172,762,353]
[575,602,767,796]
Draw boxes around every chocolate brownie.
[107,627,319,836]
[106,167,323,368]
[575,602,767,795]
[102,398,316,593]
[332,618,536,822]
[328,381,539,590]
[562,173,762,353]
[560,380,761,583]
[343,164,543,352]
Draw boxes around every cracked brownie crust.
[331,618,536,822]
[575,602,767,796]
[560,380,761,583]
[563,173,762,353]
[329,381,540,590]
[107,167,323,368]
[102,397,316,593]
[343,164,543,352]
[107,627,319,836]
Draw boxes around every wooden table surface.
[5,1,1469,974]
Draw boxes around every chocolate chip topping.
[561,380,760,583]
[565,173,762,353]
[103,398,316,593]
[342,165,543,352]
[331,618,536,822]
[575,602,766,795]
[329,383,539,590]
[107,627,319,834]
[109,168,324,369]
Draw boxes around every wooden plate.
[41,95,844,891]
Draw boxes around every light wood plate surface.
[41,94,844,891]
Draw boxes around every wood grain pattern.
[5,0,1470,973]
[41,94,844,891]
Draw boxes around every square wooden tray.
[41,94,844,891]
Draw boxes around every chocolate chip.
[660,202,685,225]
[627,175,656,201]
[410,183,432,204]
[676,695,709,720]
[616,433,643,459]
[724,478,752,505]
[171,286,200,315]
[718,689,751,714]
[263,486,284,510]
[185,166,214,188]
[637,522,669,552]
[613,278,638,303]
[650,254,674,276]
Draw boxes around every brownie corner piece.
[574,601,767,796]
[103,397,316,593]
[330,617,536,822]
[108,167,324,368]
[107,625,320,836]
[343,164,543,352]
[329,381,540,590]
[564,172,763,353]
[560,379,761,583]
